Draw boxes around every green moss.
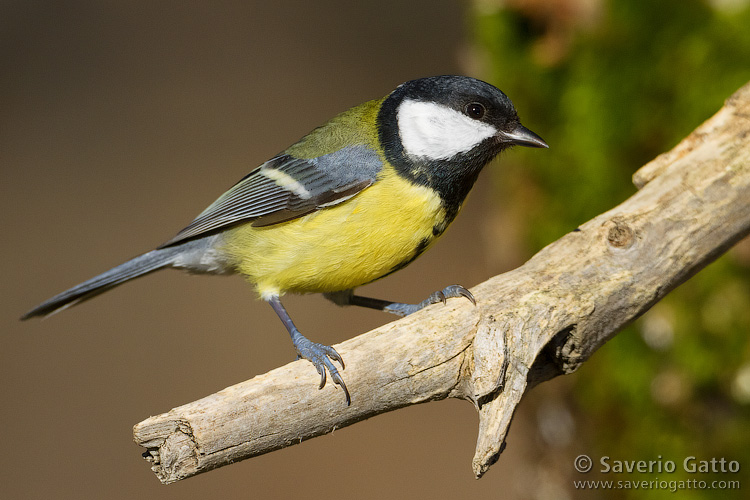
[473,1,750,498]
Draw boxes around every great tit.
[22,75,548,405]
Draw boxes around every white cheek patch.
[396,99,497,160]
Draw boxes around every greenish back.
[285,97,386,159]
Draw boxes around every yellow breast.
[220,168,446,298]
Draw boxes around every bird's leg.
[325,285,476,318]
[266,295,350,405]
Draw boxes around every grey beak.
[498,124,549,148]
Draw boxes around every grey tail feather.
[20,245,188,320]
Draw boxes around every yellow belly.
[220,169,446,298]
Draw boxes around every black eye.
[465,102,486,119]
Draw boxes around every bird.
[21,75,548,405]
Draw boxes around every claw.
[330,369,351,406]
[327,346,346,370]
[340,382,351,406]
[320,354,351,405]
[432,285,475,307]
[445,285,476,306]
[317,365,327,390]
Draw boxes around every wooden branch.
[134,81,750,483]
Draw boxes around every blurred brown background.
[3,1,577,499]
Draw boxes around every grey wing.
[158,144,383,248]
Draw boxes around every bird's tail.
[20,239,217,320]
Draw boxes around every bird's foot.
[383,284,475,317]
[291,331,350,405]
